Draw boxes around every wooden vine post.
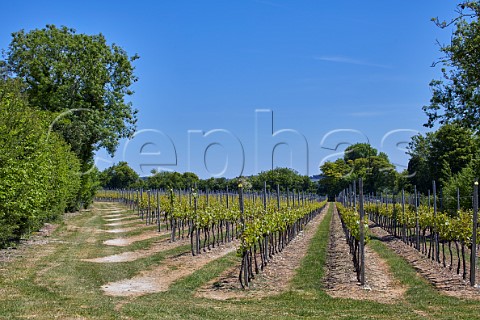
[414,185,420,251]
[401,189,406,242]
[276,184,280,210]
[192,186,199,256]
[226,185,229,208]
[157,189,161,232]
[358,178,365,286]
[139,189,143,219]
[238,182,249,288]
[471,180,478,287]
[263,181,267,211]
[239,183,245,233]
[169,188,176,242]
[147,190,151,226]
[433,181,439,262]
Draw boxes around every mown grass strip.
[290,202,333,292]
[369,238,480,319]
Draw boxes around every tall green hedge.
[0,81,81,245]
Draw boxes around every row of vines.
[96,187,326,287]
[336,202,368,283]
[338,180,479,286]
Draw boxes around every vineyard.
[336,178,480,293]
[96,187,327,288]
[1,180,480,319]
[95,180,480,297]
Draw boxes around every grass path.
[1,202,480,319]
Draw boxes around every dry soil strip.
[104,217,134,222]
[102,227,143,234]
[323,205,405,304]
[101,222,155,233]
[103,214,124,218]
[101,241,238,297]
[105,220,140,227]
[196,204,329,300]
[84,234,188,263]
[97,209,125,213]
[369,223,480,300]
[66,225,140,235]
[103,230,166,246]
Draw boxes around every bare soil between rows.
[324,205,406,303]
[195,204,330,300]
[369,223,480,300]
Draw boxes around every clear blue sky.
[1,1,458,178]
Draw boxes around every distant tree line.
[99,164,318,194]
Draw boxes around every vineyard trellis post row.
[359,178,365,286]
[471,180,478,287]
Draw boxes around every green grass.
[1,202,479,319]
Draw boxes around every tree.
[251,168,310,192]
[407,123,478,192]
[319,143,398,197]
[428,123,476,182]
[2,25,139,206]
[146,171,185,190]
[407,135,432,193]
[318,159,352,198]
[2,25,138,163]
[442,158,480,212]
[100,162,139,189]
[182,172,199,189]
[423,2,480,130]
[344,143,378,162]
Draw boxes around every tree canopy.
[407,123,478,193]
[250,168,316,193]
[1,25,139,208]
[423,2,480,130]
[344,143,377,162]
[319,143,397,197]
[99,162,139,189]
[2,25,139,162]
